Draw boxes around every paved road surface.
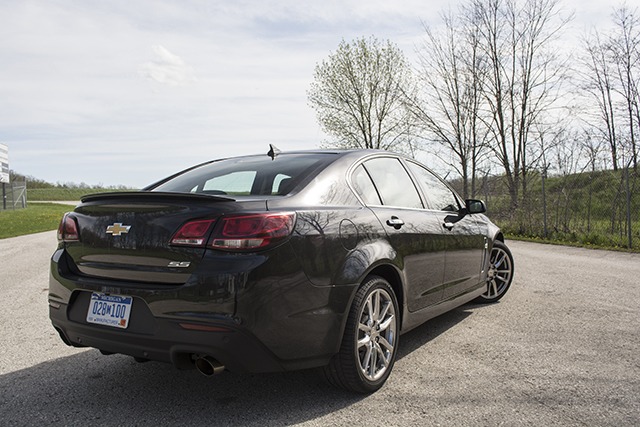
[1,232,639,426]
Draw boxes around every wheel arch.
[363,264,405,331]
[486,219,504,244]
[330,240,407,341]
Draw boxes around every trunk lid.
[64,192,263,284]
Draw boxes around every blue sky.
[0,0,613,188]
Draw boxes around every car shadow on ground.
[0,306,478,426]
[396,305,475,360]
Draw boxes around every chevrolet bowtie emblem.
[106,223,131,236]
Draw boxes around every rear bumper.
[49,300,286,373]
[48,245,357,373]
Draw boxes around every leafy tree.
[308,37,416,151]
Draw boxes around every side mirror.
[465,199,486,214]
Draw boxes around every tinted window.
[407,162,459,211]
[152,154,333,196]
[363,158,423,209]
[351,165,382,205]
[272,174,291,194]
[202,171,256,195]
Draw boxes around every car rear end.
[48,152,354,373]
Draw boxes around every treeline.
[9,170,129,191]
[308,0,640,215]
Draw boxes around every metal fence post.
[626,165,632,249]
[542,167,548,238]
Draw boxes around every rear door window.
[351,165,382,205]
[272,174,293,195]
[359,157,423,209]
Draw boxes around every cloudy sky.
[0,0,616,188]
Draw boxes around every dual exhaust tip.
[194,355,225,376]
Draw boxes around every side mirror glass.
[465,199,486,214]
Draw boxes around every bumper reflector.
[178,323,231,332]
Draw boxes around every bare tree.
[582,6,640,171]
[610,6,640,168]
[471,0,571,210]
[583,30,621,170]
[412,9,488,199]
[414,0,570,208]
[307,37,416,151]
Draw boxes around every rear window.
[151,154,334,197]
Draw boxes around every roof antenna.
[267,144,281,160]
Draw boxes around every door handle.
[443,222,454,231]
[386,216,404,230]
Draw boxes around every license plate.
[86,293,132,329]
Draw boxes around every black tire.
[475,240,514,303]
[323,275,400,393]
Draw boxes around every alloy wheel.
[356,288,397,381]
[483,243,513,299]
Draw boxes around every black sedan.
[49,149,514,393]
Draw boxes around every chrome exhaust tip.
[195,356,225,376]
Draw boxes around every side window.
[407,162,459,211]
[272,174,293,195]
[363,158,423,209]
[351,165,382,205]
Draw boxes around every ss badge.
[168,261,191,268]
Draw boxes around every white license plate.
[86,293,132,329]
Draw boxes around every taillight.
[169,213,295,250]
[170,219,217,247]
[57,213,79,242]
[211,213,295,251]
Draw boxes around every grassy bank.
[27,187,133,201]
[455,168,640,252]
[0,203,72,239]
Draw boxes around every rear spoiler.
[80,191,236,204]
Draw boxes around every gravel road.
[1,232,638,426]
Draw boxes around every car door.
[405,161,486,300]
[351,157,447,312]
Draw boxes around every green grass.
[27,187,131,201]
[469,168,640,252]
[0,203,73,239]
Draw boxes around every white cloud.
[139,45,196,86]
